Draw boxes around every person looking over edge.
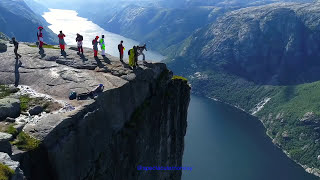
[37,26,44,53]
[92,36,99,57]
[58,30,66,54]
[12,37,22,59]
[138,43,147,62]
[99,35,106,57]
[76,33,83,55]
[118,40,124,62]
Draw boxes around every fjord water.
[182,95,318,180]
[42,9,164,61]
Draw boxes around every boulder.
[0,98,21,120]
[28,105,44,116]
[0,152,25,180]
[5,117,16,123]
[0,41,7,53]
[0,132,13,154]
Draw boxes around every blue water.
[182,95,318,180]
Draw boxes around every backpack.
[69,92,77,100]
[92,39,95,45]
[79,35,83,41]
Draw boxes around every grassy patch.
[18,95,61,113]
[11,132,40,151]
[0,85,12,99]
[5,125,18,136]
[19,95,32,112]
[172,75,188,82]
[0,163,14,180]
[28,44,60,49]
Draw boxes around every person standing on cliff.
[133,45,138,66]
[12,37,22,59]
[118,40,124,62]
[37,26,44,53]
[92,36,99,57]
[128,46,135,68]
[99,35,106,57]
[58,31,66,54]
[76,33,84,55]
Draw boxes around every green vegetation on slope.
[0,163,14,180]
[257,81,320,168]
[0,86,11,99]
[5,125,18,137]
[12,132,40,151]
[172,75,188,82]
[28,44,60,49]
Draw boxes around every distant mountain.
[104,6,227,53]
[24,0,49,15]
[0,0,57,44]
[167,2,320,176]
[168,2,320,85]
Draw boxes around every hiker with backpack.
[128,46,136,68]
[133,46,138,66]
[76,33,84,55]
[99,35,106,57]
[58,31,66,54]
[118,40,124,62]
[92,36,99,57]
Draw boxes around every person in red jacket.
[118,40,124,62]
[58,31,66,54]
[92,36,99,57]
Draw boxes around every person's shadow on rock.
[14,58,22,87]
[61,51,67,58]
[103,56,111,64]
[80,54,88,62]
[94,56,104,68]
[39,48,46,58]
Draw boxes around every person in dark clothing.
[76,33,84,55]
[137,44,147,62]
[12,37,21,59]
[133,45,138,66]
[118,40,124,62]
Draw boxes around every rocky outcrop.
[0,152,25,180]
[0,98,21,120]
[28,106,43,116]
[0,132,12,154]
[0,41,7,52]
[0,41,190,180]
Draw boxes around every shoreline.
[207,95,320,178]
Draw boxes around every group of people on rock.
[11,27,148,68]
[34,27,148,68]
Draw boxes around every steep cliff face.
[0,42,190,180]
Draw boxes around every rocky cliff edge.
[0,41,191,180]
